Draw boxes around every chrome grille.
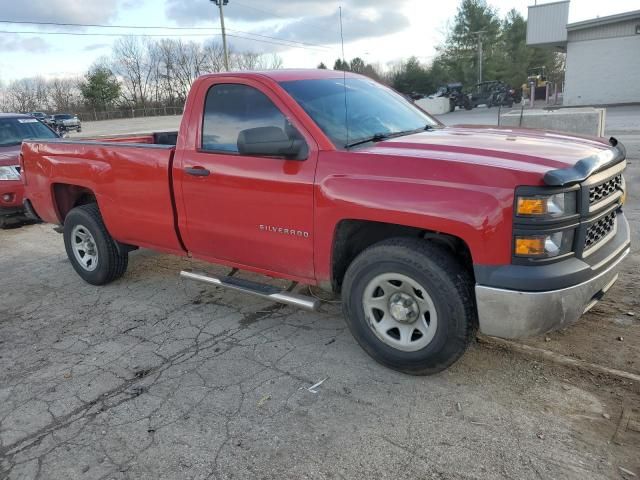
[584,211,616,251]
[589,174,622,205]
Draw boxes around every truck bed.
[21,136,184,255]
[85,131,179,146]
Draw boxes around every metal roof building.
[527,2,640,106]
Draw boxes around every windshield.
[55,114,74,120]
[0,117,57,147]
[280,78,439,148]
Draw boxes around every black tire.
[63,203,128,285]
[449,99,456,113]
[464,101,473,111]
[342,238,476,375]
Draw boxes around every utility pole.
[478,32,483,83]
[471,30,486,84]
[211,0,229,71]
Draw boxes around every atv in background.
[469,81,516,108]
[487,82,517,108]
[433,83,472,112]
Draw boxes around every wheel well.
[331,220,473,292]
[52,184,97,222]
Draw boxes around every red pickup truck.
[21,70,630,374]
[0,113,58,227]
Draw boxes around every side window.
[202,83,299,155]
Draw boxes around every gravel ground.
[1,115,639,479]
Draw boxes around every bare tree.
[173,40,207,102]
[232,51,283,70]
[0,37,284,116]
[49,78,82,112]
[202,42,227,74]
[111,37,154,109]
[6,78,43,112]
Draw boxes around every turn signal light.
[515,237,545,256]
[517,198,546,215]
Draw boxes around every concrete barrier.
[415,97,451,116]
[499,107,606,137]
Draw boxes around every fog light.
[2,193,13,202]
[515,237,545,256]
[515,230,575,259]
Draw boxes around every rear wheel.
[342,238,476,375]
[63,203,128,285]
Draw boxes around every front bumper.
[476,214,630,339]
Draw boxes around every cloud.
[166,0,410,26]
[83,43,111,52]
[166,0,410,53]
[1,0,122,24]
[268,8,410,45]
[0,36,50,53]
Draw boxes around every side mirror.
[237,126,307,160]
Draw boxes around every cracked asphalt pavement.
[2,118,640,479]
[1,227,639,479]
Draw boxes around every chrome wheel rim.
[71,225,99,272]
[362,272,438,352]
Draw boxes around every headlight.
[0,166,20,181]
[516,191,577,217]
[514,230,575,258]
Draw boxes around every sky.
[0,0,638,82]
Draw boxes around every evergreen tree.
[80,66,121,111]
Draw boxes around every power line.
[226,28,332,49]
[0,19,332,50]
[0,19,215,30]
[0,29,330,51]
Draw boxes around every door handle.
[184,166,210,177]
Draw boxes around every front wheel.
[342,238,477,375]
[63,203,128,285]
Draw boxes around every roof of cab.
[0,113,32,119]
[198,68,363,83]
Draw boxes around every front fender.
[313,172,514,284]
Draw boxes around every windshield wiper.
[345,125,435,149]
[345,133,390,149]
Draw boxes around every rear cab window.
[201,83,305,155]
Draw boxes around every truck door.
[174,78,318,281]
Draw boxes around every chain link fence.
[80,106,184,122]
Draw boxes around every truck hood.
[367,126,611,175]
[0,145,20,167]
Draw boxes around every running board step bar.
[180,270,320,311]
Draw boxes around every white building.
[527,2,640,106]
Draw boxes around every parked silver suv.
[51,114,81,133]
